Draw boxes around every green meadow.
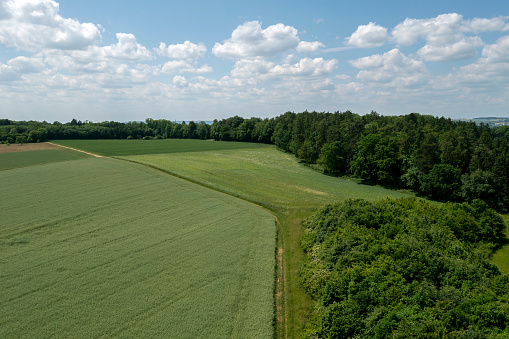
[0,153,275,338]
[53,138,271,156]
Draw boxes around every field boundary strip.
[48,142,103,157]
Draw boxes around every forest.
[299,198,509,337]
[2,111,509,212]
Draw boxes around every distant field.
[122,147,412,211]
[0,148,91,171]
[52,139,270,156]
[0,157,275,338]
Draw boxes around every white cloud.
[157,41,206,59]
[0,55,45,81]
[230,59,274,78]
[481,35,509,63]
[42,32,152,73]
[392,14,463,46]
[271,57,337,77]
[96,33,152,61]
[230,57,337,80]
[161,60,212,74]
[350,49,428,87]
[212,21,300,59]
[296,41,325,53]
[7,55,45,73]
[417,36,483,61]
[392,13,486,61]
[462,16,509,33]
[346,22,389,48]
[0,0,101,52]
[172,75,187,88]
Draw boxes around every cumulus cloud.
[346,22,389,48]
[392,13,486,61]
[0,0,101,51]
[296,41,325,53]
[417,36,483,61]
[230,57,337,80]
[271,57,337,77]
[212,21,300,59]
[230,59,274,78]
[350,48,428,87]
[157,41,206,59]
[462,16,509,33]
[95,33,152,61]
[0,55,45,81]
[481,35,509,63]
[161,60,212,74]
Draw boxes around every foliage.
[300,198,509,338]
[0,157,275,338]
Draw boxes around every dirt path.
[47,142,103,158]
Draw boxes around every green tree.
[420,163,461,201]
[317,141,348,174]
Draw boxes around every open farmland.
[53,138,271,156]
[119,146,414,337]
[0,143,91,171]
[0,155,275,338]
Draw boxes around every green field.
[53,139,271,156]
[0,148,91,171]
[120,146,413,337]
[0,154,275,338]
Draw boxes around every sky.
[1,0,509,123]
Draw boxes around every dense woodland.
[300,198,509,338]
[2,111,509,212]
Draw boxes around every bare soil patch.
[0,142,60,154]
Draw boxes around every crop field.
[0,156,275,338]
[0,147,91,171]
[53,139,271,156]
[122,148,412,211]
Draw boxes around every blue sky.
[1,0,509,122]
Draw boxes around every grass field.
[0,155,275,338]
[120,146,414,338]
[52,139,271,156]
[0,148,91,171]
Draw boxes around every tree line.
[2,111,509,211]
